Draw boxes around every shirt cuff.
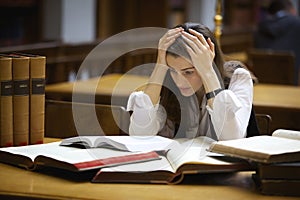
[207,90,242,118]
[126,91,159,126]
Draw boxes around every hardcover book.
[28,54,46,145]
[256,162,300,180]
[11,55,30,146]
[0,57,13,147]
[252,173,300,196]
[91,136,253,184]
[208,129,300,164]
[0,141,160,172]
[0,136,252,183]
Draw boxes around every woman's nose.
[173,73,188,87]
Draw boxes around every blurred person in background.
[254,0,300,85]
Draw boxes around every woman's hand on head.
[181,29,221,106]
[181,29,215,75]
[157,27,183,66]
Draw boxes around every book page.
[98,156,174,173]
[106,136,175,152]
[272,129,300,140]
[166,136,228,171]
[0,142,156,167]
[0,142,62,161]
[60,136,127,150]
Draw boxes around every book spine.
[0,57,14,147]
[12,57,30,146]
[29,56,46,144]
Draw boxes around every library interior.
[0,0,300,199]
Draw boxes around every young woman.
[127,22,257,140]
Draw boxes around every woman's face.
[166,54,203,97]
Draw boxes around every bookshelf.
[0,0,42,46]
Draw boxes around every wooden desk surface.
[46,74,148,105]
[1,162,299,200]
[253,84,300,110]
[46,74,300,110]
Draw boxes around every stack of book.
[253,162,300,196]
[0,53,46,147]
[253,130,300,197]
[208,129,300,197]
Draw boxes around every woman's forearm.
[144,63,168,105]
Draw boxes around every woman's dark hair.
[268,0,294,15]
[160,22,225,131]
[168,22,225,73]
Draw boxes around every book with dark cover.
[257,162,300,180]
[252,173,300,196]
[0,57,13,147]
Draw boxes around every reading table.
[46,74,300,108]
[46,74,300,132]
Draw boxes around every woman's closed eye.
[182,69,195,76]
[169,67,196,77]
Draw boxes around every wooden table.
[46,74,300,132]
[1,162,299,200]
[253,84,300,132]
[46,73,149,106]
[253,84,300,110]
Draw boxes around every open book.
[92,137,253,184]
[208,129,300,164]
[59,135,174,152]
[0,142,160,172]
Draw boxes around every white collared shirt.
[127,68,253,140]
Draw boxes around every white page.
[0,142,153,164]
[60,136,176,152]
[166,137,228,170]
[61,136,127,150]
[210,135,300,155]
[99,156,174,173]
[272,129,300,140]
[103,136,176,152]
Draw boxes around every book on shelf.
[0,141,161,172]
[208,129,300,164]
[26,53,46,145]
[0,53,46,147]
[91,136,253,184]
[10,55,30,146]
[0,57,13,147]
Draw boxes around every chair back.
[247,49,295,85]
[45,100,130,138]
[255,114,272,135]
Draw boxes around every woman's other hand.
[181,28,215,76]
[157,27,183,66]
